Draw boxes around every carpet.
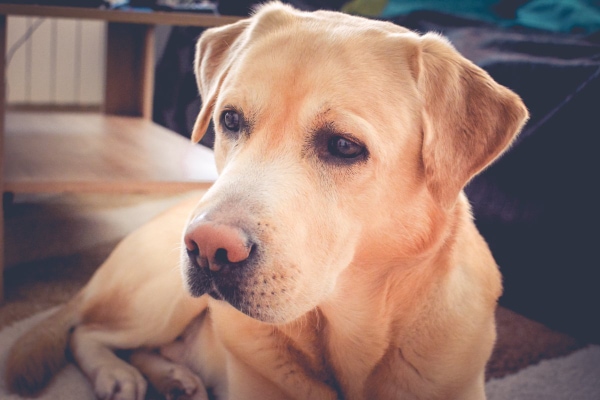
[1,192,598,399]
[486,345,600,400]
[0,308,95,399]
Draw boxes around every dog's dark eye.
[220,110,241,133]
[327,136,365,159]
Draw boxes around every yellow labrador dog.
[6,2,528,400]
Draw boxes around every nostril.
[184,235,199,253]
[214,248,228,265]
[185,238,208,269]
[248,243,257,258]
[186,246,207,270]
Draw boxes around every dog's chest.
[324,330,435,400]
[189,304,435,399]
[197,302,340,399]
[360,343,442,400]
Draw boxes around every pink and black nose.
[184,218,255,273]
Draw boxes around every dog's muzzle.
[181,208,302,324]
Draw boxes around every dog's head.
[180,2,528,323]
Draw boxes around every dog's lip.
[185,263,239,302]
[206,276,259,315]
[184,253,276,320]
[191,268,287,323]
[207,281,225,300]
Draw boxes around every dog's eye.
[327,136,365,159]
[220,110,241,133]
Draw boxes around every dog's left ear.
[190,19,250,143]
[417,33,528,208]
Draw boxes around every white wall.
[6,16,106,106]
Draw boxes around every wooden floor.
[4,111,217,193]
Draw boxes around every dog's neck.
[314,196,471,398]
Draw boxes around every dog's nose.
[184,219,254,272]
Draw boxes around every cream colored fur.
[5,3,528,400]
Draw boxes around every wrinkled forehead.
[215,18,420,127]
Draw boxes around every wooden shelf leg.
[104,23,155,119]
[1,14,7,303]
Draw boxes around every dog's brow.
[310,108,335,130]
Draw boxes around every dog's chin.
[209,283,298,324]
[205,290,308,324]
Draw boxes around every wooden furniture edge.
[0,14,6,302]
[0,4,241,27]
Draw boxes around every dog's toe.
[160,365,208,400]
[93,364,147,400]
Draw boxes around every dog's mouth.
[183,257,290,323]
[206,280,262,319]
[207,285,223,300]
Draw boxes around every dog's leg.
[70,326,147,400]
[455,372,486,400]
[130,349,209,400]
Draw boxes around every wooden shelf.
[4,111,217,193]
[0,5,237,300]
[0,4,241,27]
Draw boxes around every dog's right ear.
[416,33,528,209]
[191,19,250,143]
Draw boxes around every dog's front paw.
[93,363,147,400]
[156,365,208,400]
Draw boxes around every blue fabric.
[516,0,600,33]
[382,0,600,34]
[382,0,503,23]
